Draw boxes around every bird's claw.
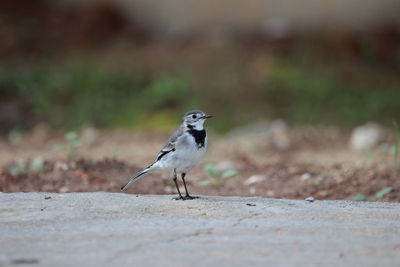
[183,195,199,200]
[173,195,199,200]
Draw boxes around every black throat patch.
[187,125,206,148]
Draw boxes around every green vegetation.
[53,131,83,159]
[352,186,393,201]
[198,163,238,186]
[375,187,393,199]
[264,62,400,127]
[0,54,399,133]
[0,60,191,131]
[8,161,27,176]
[392,121,400,175]
[352,194,366,201]
[8,156,44,175]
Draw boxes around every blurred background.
[1,0,399,201]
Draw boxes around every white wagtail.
[121,110,213,200]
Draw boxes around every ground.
[1,127,398,202]
[1,193,400,267]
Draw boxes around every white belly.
[158,135,207,173]
[173,145,207,173]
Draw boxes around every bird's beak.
[202,114,213,119]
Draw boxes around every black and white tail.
[120,164,155,191]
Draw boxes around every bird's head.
[183,110,213,130]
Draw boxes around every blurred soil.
[1,128,399,202]
[1,1,399,202]
[2,0,399,68]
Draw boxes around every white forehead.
[185,110,204,117]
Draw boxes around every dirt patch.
[0,128,398,202]
[1,157,398,202]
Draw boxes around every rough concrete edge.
[1,192,399,208]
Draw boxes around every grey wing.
[155,126,184,161]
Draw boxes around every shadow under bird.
[121,110,213,200]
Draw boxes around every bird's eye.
[192,114,197,119]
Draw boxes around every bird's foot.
[172,195,199,200]
[183,195,199,200]
[173,195,184,200]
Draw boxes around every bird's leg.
[181,173,199,200]
[173,170,184,200]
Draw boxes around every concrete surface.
[1,192,400,267]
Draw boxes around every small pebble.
[54,161,69,171]
[305,197,315,202]
[58,186,69,193]
[244,175,266,185]
[301,173,311,181]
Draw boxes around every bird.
[121,110,213,200]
